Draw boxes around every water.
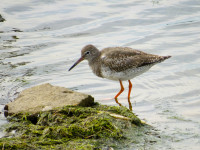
[0,0,200,149]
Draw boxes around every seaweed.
[0,103,147,149]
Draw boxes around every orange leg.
[128,80,132,98]
[128,80,133,111]
[114,80,124,99]
[114,80,124,106]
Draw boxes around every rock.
[0,14,5,22]
[6,83,94,114]
[0,104,147,149]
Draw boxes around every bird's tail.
[163,55,171,60]
[157,55,171,63]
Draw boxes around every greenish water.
[0,0,200,149]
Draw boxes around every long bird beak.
[68,56,84,71]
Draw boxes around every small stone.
[7,83,94,115]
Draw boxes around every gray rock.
[0,14,5,22]
[7,83,94,114]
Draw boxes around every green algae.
[0,103,152,149]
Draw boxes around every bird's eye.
[85,51,90,55]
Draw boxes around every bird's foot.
[128,97,132,111]
[114,98,122,106]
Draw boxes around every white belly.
[101,65,152,81]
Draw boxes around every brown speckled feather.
[100,47,167,72]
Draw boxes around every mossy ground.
[0,103,158,150]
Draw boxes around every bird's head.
[68,44,99,71]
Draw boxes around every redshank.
[69,44,171,110]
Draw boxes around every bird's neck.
[88,56,103,78]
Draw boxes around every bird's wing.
[101,47,161,72]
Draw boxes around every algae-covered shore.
[0,104,160,150]
[0,84,161,149]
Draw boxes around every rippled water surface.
[1,0,200,149]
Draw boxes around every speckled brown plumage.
[100,46,169,72]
